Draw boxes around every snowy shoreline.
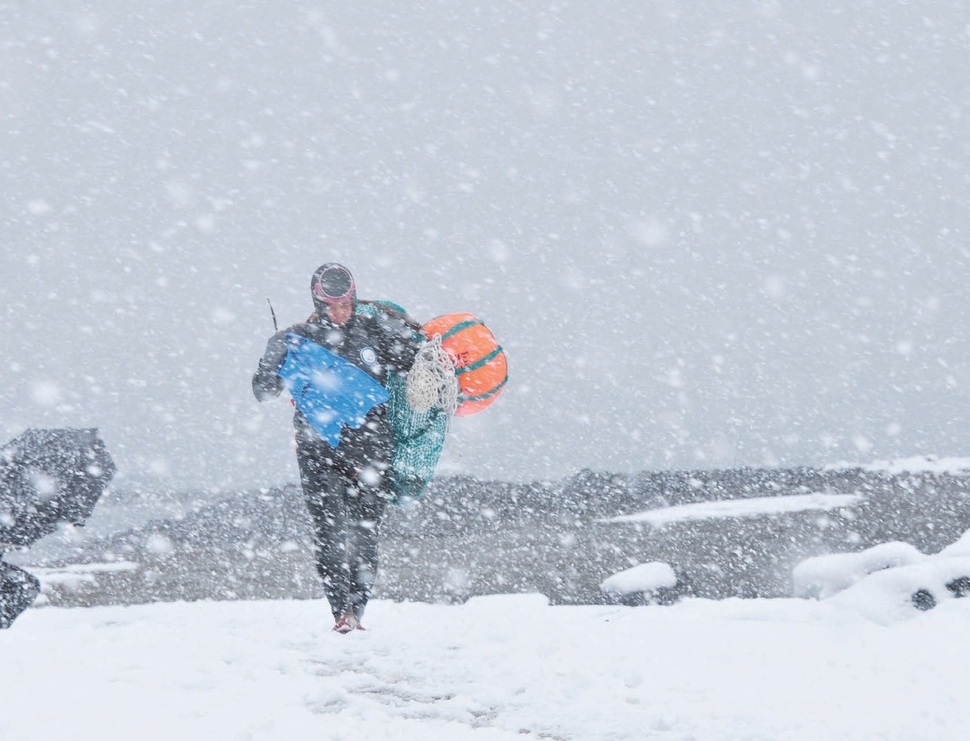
[8,463,970,613]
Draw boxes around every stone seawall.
[18,465,970,608]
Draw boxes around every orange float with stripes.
[421,312,508,416]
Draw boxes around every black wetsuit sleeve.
[252,329,289,401]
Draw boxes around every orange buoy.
[421,313,508,415]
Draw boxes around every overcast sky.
[2,2,969,493]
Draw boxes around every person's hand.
[252,331,288,401]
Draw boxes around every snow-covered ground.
[3,593,969,740]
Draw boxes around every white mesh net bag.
[406,334,459,415]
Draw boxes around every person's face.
[326,299,353,325]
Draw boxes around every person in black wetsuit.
[252,263,420,633]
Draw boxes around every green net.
[356,300,448,502]
[386,373,448,502]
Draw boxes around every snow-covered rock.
[793,542,925,599]
[600,561,680,605]
[601,561,677,596]
[827,554,970,623]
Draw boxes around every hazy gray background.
[2,2,969,494]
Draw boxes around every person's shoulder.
[285,316,321,333]
[271,320,317,346]
[357,300,422,331]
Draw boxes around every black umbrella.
[0,428,116,549]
